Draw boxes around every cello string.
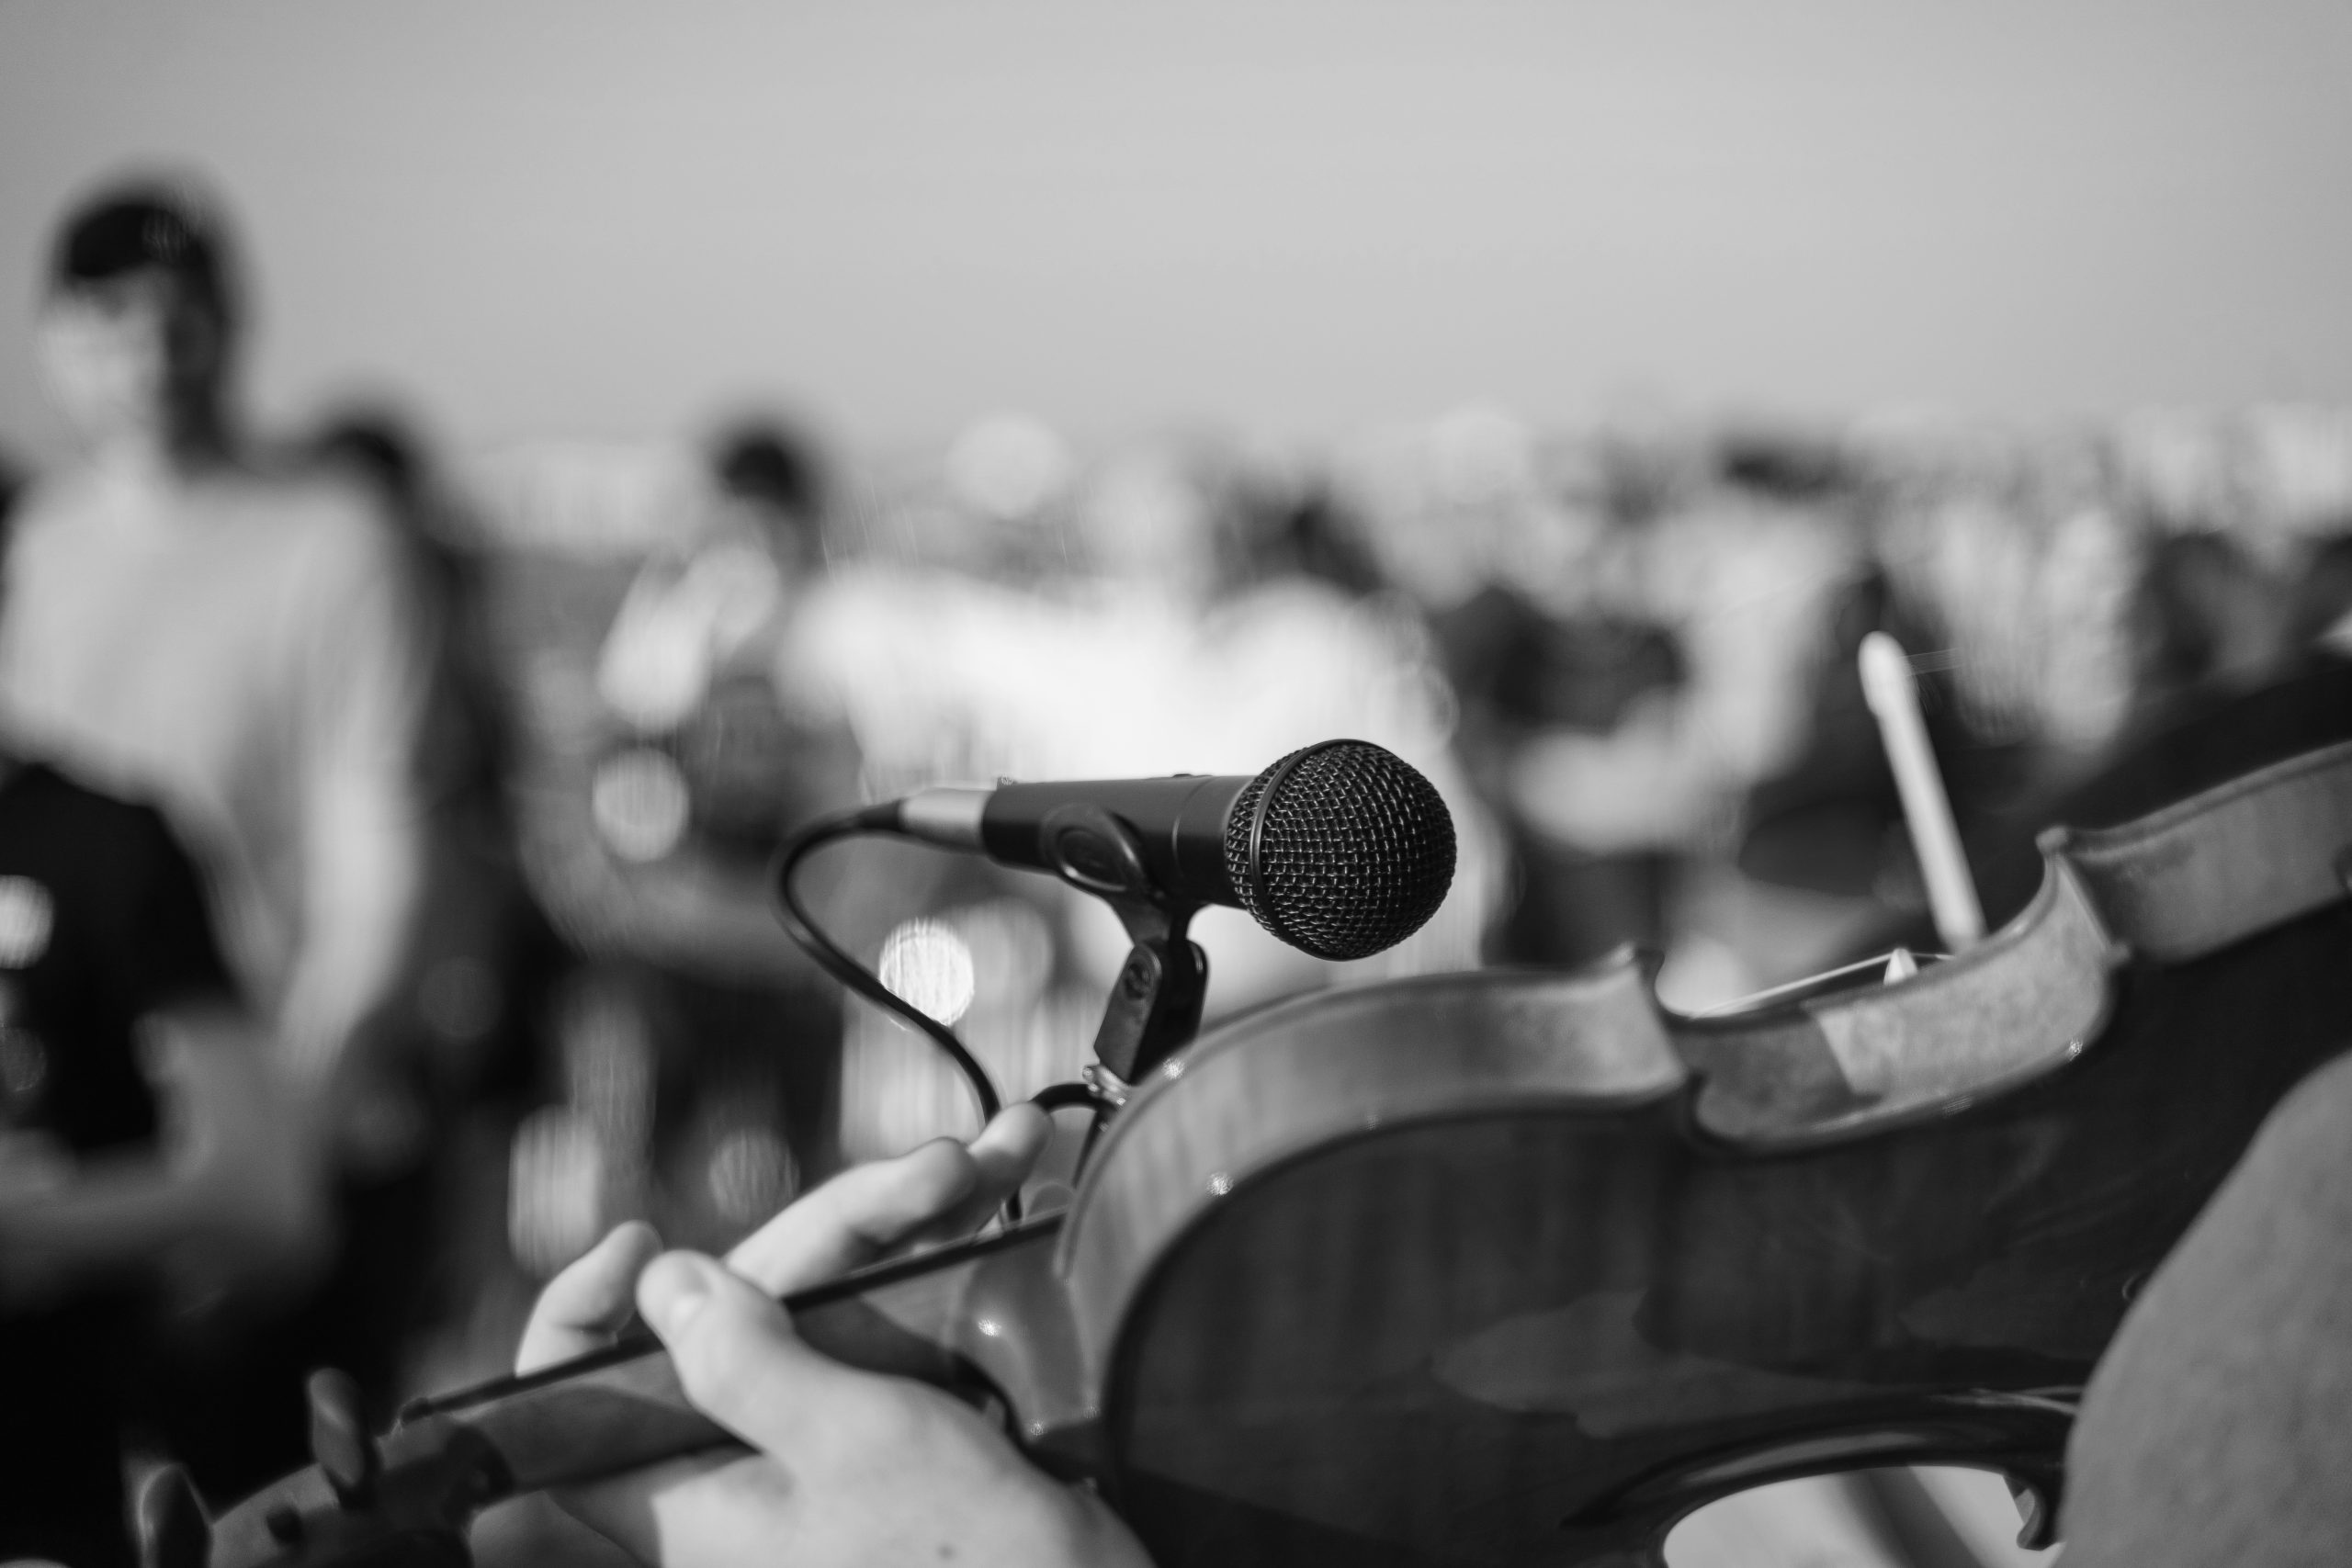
[1689,949,1952,1018]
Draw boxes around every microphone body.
[896,774,1251,908]
[883,740,1457,963]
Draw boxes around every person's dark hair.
[710,422,823,521]
[48,180,238,330]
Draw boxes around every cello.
[148,738,2352,1568]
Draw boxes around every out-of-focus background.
[4,4,2350,1567]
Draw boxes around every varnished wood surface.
[1105,898,2352,1563]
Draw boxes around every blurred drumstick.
[1860,632,1985,952]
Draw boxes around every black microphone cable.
[771,804,1005,1130]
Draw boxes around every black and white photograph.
[2,5,2348,1565]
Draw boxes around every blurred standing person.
[303,407,542,1110]
[4,180,433,1124]
[0,181,433,1495]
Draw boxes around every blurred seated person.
[583,417,858,901]
[0,745,326,1567]
[0,179,432,1124]
[599,421,829,761]
[577,419,860,931]
[544,423,859,1235]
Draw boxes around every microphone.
[883,739,1456,961]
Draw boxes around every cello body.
[197,740,2352,1568]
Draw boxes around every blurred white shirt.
[0,464,432,1079]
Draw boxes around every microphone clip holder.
[1036,803,1209,1083]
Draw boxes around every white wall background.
[3,0,2348,460]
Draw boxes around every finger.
[724,1103,1052,1293]
[968,1100,1051,1187]
[639,1249,876,1462]
[916,1101,1052,1243]
[518,1221,662,1372]
[724,1137,977,1293]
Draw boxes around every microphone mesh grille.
[1223,740,1456,961]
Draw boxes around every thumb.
[637,1250,878,1462]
